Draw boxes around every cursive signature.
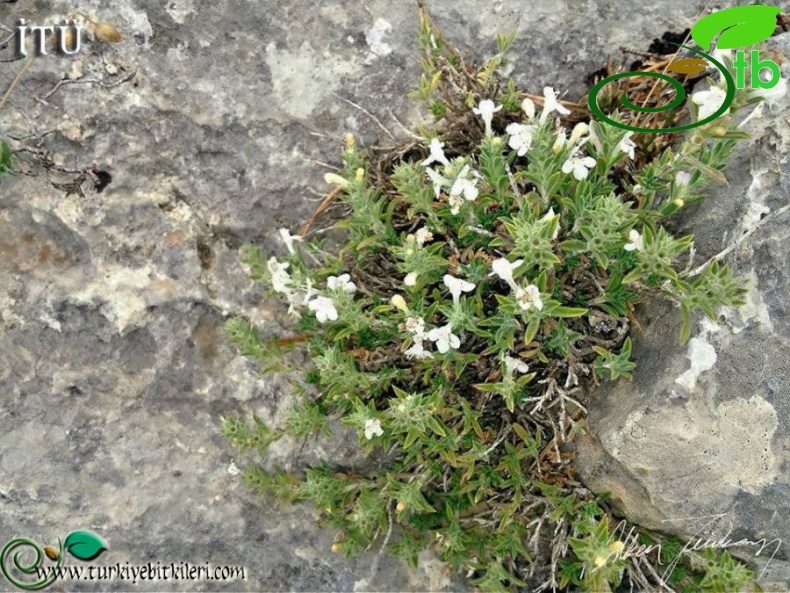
[603,513,782,582]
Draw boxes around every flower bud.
[674,198,685,208]
[391,294,408,312]
[324,172,349,187]
[552,130,567,153]
[711,126,727,137]
[396,501,407,512]
[609,541,625,555]
[521,97,536,119]
[355,168,365,182]
[331,543,342,553]
[345,133,356,151]
[594,555,607,568]
[570,122,589,144]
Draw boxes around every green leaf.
[559,239,587,253]
[0,138,11,176]
[554,306,588,318]
[680,304,692,344]
[64,531,108,561]
[691,5,781,50]
[524,318,540,345]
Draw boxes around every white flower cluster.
[490,258,543,312]
[423,156,481,215]
[397,273,477,359]
[268,228,357,323]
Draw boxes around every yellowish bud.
[594,555,607,568]
[324,172,348,187]
[609,541,625,555]
[405,234,416,243]
[673,198,685,208]
[390,294,408,312]
[711,126,727,137]
[345,133,356,151]
[331,543,343,553]
[570,122,589,144]
[491,137,502,147]
[552,132,567,153]
[396,501,407,512]
[355,168,365,182]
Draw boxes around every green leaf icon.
[691,5,781,50]
[63,531,108,561]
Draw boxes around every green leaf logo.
[691,5,781,50]
[63,531,107,561]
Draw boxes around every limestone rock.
[576,38,790,590]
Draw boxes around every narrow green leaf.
[554,306,589,318]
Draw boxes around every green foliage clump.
[0,138,11,179]
[224,12,759,593]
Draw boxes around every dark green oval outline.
[587,45,735,133]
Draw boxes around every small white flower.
[278,228,303,255]
[443,274,476,305]
[552,129,567,153]
[307,296,338,323]
[414,227,433,246]
[473,99,503,136]
[490,258,523,291]
[327,273,357,294]
[505,122,534,156]
[405,317,426,337]
[421,138,450,167]
[425,167,448,199]
[426,323,461,354]
[228,462,241,476]
[540,86,571,123]
[675,171,692,187]
[450,165,479,203]
[503,355,530,375]
[569,122,590,146]
[561,154,597,180]
[405,341,433,360]
[404,272,418,287]
[624,229,644,252]
[516,284,543,312]
[448,193,465,215]
[267,257,293,294]
[364,418,384,440]
[324,172,349,187]
[540,207,560,240]
[521,97,536,119]
[616,131,637,160]
[692,86,730,120]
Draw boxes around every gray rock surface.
[575,36,790,591]
[0,0,777,591]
